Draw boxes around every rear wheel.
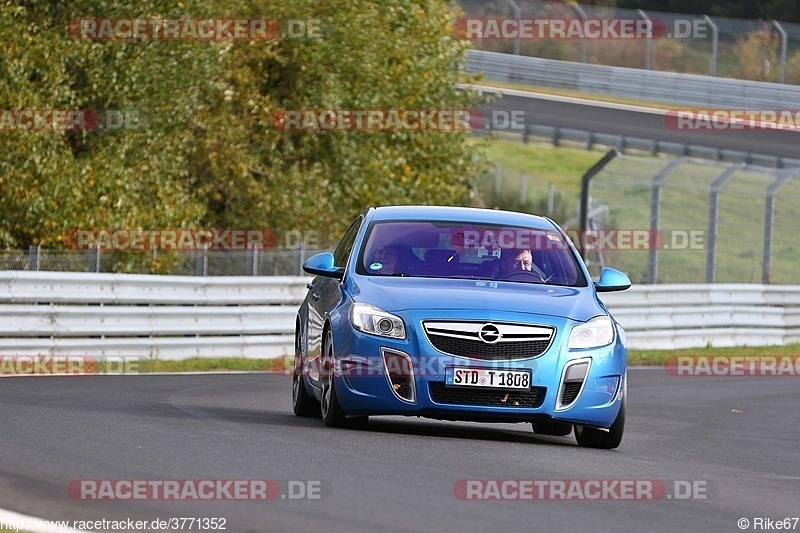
[292,328,320,418]
[574,400,625,449]
[320,330,348,427]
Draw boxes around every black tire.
[320,330,348,427]
[292,328,321,418]
[532,420,573,436]
[574,399,625,449]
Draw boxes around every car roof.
[369,206,557,230]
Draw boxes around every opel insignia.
[292,206,631,449]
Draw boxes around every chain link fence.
[0,246,330,276]
[458,0,800,84]
[585,155,800,284]
[473,149,800,284]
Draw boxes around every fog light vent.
[556,359,590,410]
[382,349,416,403]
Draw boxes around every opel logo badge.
[478,323,502,344]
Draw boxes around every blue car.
[292,206,631,449]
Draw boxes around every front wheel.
[574,400,625,449]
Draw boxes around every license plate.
[445,367,531,390]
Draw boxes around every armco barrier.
[0,271,308,359]
[0,272,797,357]
[467,49,800,109]
[600,284,800,349]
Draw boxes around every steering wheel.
[498,265,549,283]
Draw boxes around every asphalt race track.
[479,91,800,159]
[1,370,798,532]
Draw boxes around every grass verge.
[99,344,800,375]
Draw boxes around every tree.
[0,0,484,251]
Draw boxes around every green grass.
[628,344,800,366]
[92,356,293,375]
[81,344,800,374]
[479,138,601,195]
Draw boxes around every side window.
[332,216,363,268]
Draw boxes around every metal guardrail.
[0,272,797,356]
[467,50,800,109]
[602,284,800,349]
[0,271,308,359]
[484,123,800,169]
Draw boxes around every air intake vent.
[429,383,546,409]
[382,349,416,403]
[560,382,582,406]
[556,359,590,410]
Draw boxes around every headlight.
[568,316,614,349]
[350,303,406,339]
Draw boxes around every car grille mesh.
[560,381,582,406]
[428,383,546,409]
[390,375,414,402]
[428,336,551,360]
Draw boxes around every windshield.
[356,220,587,287]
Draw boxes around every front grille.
[560,381,582,406]
[428,382,546,408]
[424,321,554,361]
[428,336,551,360]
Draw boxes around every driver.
[370,246,400,275]
[499,248,532,276]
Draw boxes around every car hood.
[347,276,602,322]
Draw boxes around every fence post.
[762,169,796,283]
[506,0,521,56]
[196,244,208,276]
[572,3,589,64]
[294,242,305,276]
[705,164,742,283]
[638,10,653,70]
[773,21,787,84]
[27,244,40,271]
[87,245,97,273]
[704,16,718,77]
[253,243,259,276]
[646,158,686,284]
[579,148,619,261]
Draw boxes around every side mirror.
[303,252,344,279]
[594,267,631,292]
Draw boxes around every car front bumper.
[323,310,626,429]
